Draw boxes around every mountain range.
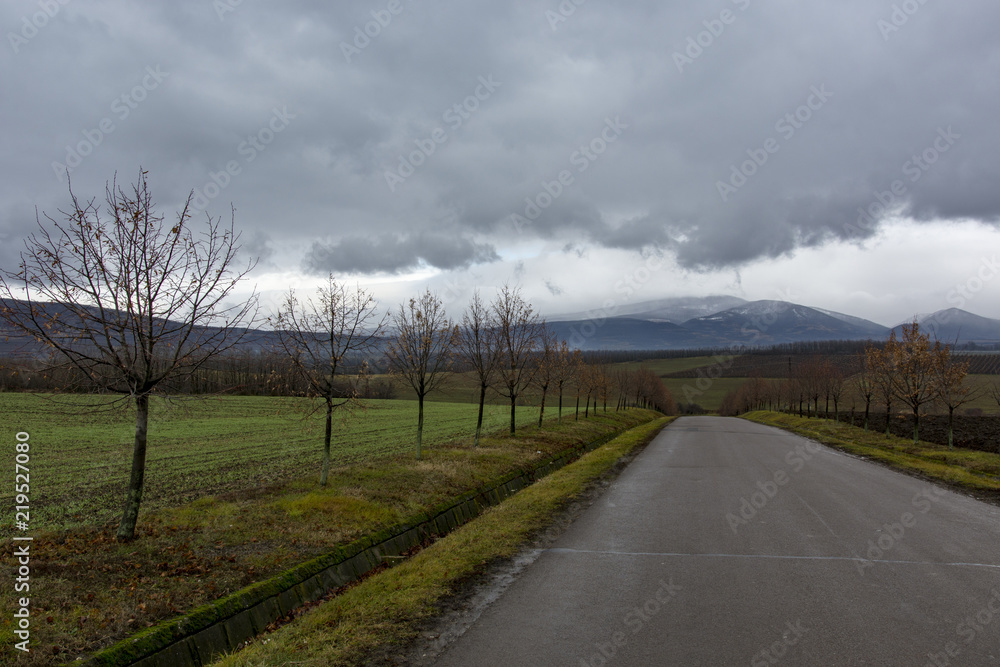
[898,309,1000,346]
[544,297,1000,351]
[3,296,1000,356]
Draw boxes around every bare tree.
[854,349,877,431]
[492,284,542,435]
[552,341,576,422]
[457,290,501,447]
[386,290,456,459]
[598,364,614,412]
[580,361,612,416]
[532,325,559,428]
[866,344,896,437]
[932,345,977,449]
[578,361,598,417]
[0,171,258,540]
[793,358,824,417]
[271,276,387,485]
[883,322,937,443]
[767,378,784,411]
[827,365,846,423]
[634,367,653,410]
[614,367,634,411]
[632,366,676,414]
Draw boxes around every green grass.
[661,377,747,411]
[394,371,579,407]
[211,415,676,667]
[613,356,719,376]
[743,411,1000,494]
[960,375,1000,414]
[0,393,542,532]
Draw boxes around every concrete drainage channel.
[82,430,624,667]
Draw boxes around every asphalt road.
[432,416,1000,666]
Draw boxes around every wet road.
[433,416,1000,666]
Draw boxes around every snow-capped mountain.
[546,295,748,324]
[811,307,892,338]
[894,309,1000,343]
[680,301,890,346]
[544,300,892,350]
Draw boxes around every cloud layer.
[1,0,998,317]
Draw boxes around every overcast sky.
[2,0,999,327]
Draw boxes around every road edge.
[742,411,1000,507]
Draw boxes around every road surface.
[432,416,1000,666]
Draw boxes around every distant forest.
[3,338,998,394]
[581,339,1000,377]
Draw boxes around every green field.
[394,370,578,407]
[661,377,747,411]
[1,393,542,533]
[0,391,651,664]
[952,375,1000,414]
[616,356,721,377]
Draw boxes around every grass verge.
[742,411,1000,499]
[210,416,676,666]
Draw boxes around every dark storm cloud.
[304,233,499,275]
[544,279,564,296]
[239,230,276,270]
[2,0,999,275]
[588,214,674,252]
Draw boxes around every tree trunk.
[947,406,954,450]
[474,383,487,447]
[537,384,548,428]
[557,385,563,422]
[509,394,517,436]
[117,393,149,541]
[885,402,891,437]
[863,400,870,431]
[585,395,590,418]
[912,408,919,444]
[320,399,333,486]
[416,392,424,460]
[575,394,580,421]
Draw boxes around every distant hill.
[680,300,890,347]
[548,295,748,325]
[544,318,700,351]
[543,300,891,350]
[6,298,998,357]
[812,307,891,338]
[0,298,280,358]
[893,309,1000,344]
